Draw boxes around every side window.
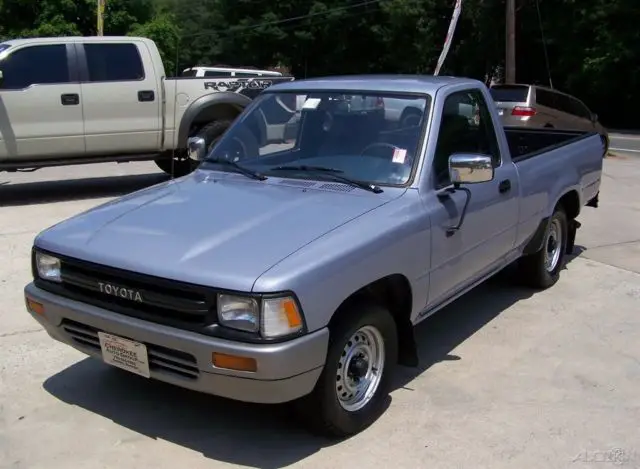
[235,72,261,78]
[84,43,144,82]
[433,89,501,187]
[570,98,591,120]
[0,44,69,90]
[554,93,573,115]
[204,70,232,77]
[535,88,557,109]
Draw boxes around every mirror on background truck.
[0,70,4,87]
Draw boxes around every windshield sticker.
[302,98,321,110]
[392,148,407,164]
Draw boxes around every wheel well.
[557,190,580,220]
[189,103,244,136]
[330,274,418,367]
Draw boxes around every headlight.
[261,296,303,339]
[217,293,304,338]
[35,252,62,283]
[217,294,259,333]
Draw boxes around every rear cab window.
[489,85,530,103]
[83,43,145,82]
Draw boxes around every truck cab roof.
[1,36,153,48]
[268,74,484,95]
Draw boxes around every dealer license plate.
[98,332,150,378]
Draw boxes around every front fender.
[252,191,430,332]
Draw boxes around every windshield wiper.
[270,165,383,194]
[204,158,267,181]
[271,165,344,173]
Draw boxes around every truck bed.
[504,127,603,162]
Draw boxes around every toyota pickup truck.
[24,75,603,438]
[0,36,294,176]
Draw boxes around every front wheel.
[154,119,234,177]
[293,302,398,438]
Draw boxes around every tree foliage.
[0,0,638,127]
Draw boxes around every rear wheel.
[293,302,398,438]
[154,119,234,177]
[517,206,568,288]
[399,107,423,127]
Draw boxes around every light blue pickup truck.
[25,75,603,437]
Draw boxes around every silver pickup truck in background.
[24,75,603,437]
[0,36,294,176]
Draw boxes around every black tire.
[293,302,398,438]
[154,119,233,177]
[601,133,610,157]
[399,107,423,127]
[517,206,569,289]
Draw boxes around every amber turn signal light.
[26,297,45,316]
[212,352,257,372]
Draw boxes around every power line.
[535,0,553,88]
[179,0,383,40]
[173,0,383,75]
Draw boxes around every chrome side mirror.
[448,153,494,185]
[187,136,207,161]
[0,70,4,88]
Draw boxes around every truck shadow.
[392,246,586,389]
[43,360,332,468]
[42,248,586,468]
[0,173,169,207]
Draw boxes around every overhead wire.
[535,0,553,88]
[169,0,384,177]
[173,0,383,76]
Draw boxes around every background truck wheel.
[294,302,398,438]
[154,119,234,177]
[399,107,423,127]
[517,206,568,289]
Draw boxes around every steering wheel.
[360,142,401,159]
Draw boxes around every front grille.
[50,255,217,330]
[61,319,200,379]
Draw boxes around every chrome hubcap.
[335,325,385,412]
[545,218,563,272]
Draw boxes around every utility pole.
[97,0,105,36]
[505,0,516,83]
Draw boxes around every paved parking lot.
[1,158,639,469]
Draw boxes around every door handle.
[499,179,511,193]
[60,93,79,106]
[138,90,155,102]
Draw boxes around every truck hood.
[35,171,400,292]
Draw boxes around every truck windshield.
[206,91,431,186]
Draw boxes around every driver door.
[426,89,519,308]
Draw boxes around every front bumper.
[24,282,329,404]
